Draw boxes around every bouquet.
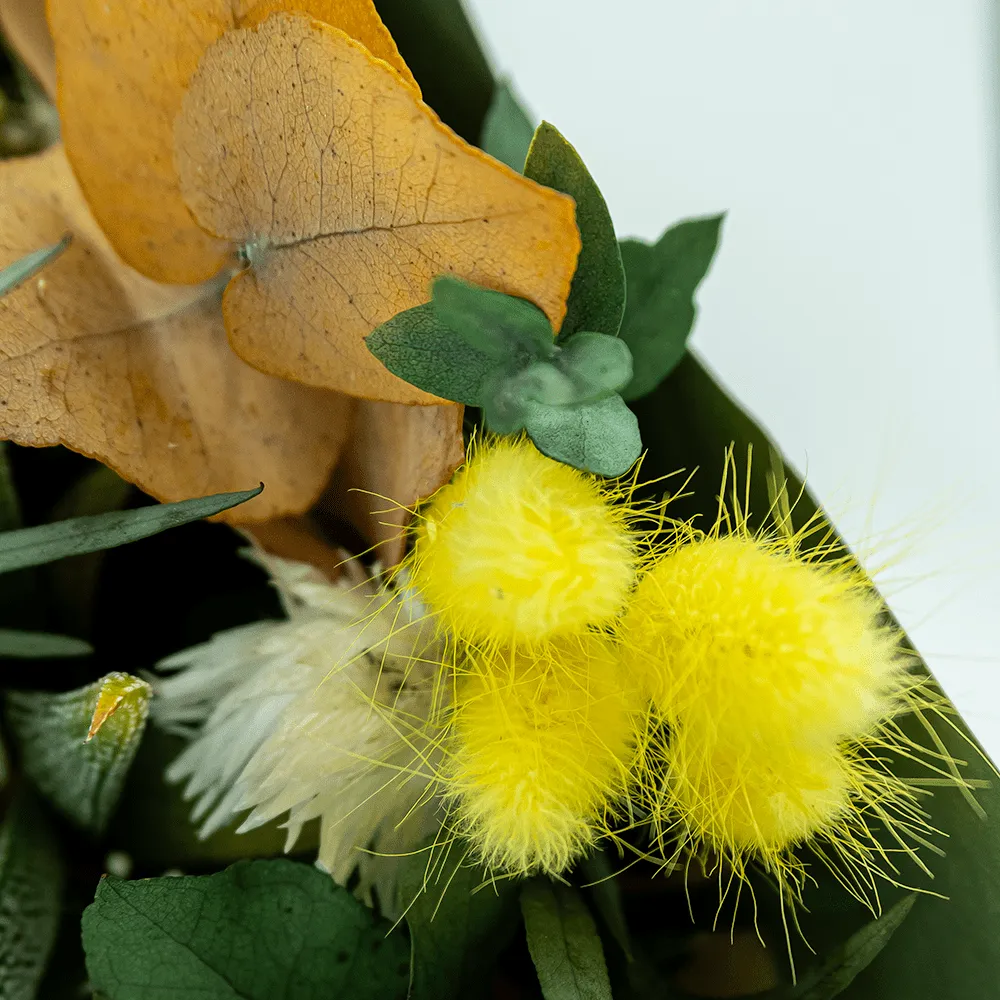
[0,2,995,998]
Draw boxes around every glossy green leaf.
[398,846,519,1000]
[0,235,70,298]
[366,303,498,405]
[630,352,1000,1000]
[0,792,64,1000]
[0,628,92,658]
[521,880,613,1000]
[525,394,641,477]
[0,484,262,575]
[481,79,535,171]
[618,216,723,401]
[373,0,494,143]
[6,672,150,832]
[525,123,625,340]
[83,859,409,1000]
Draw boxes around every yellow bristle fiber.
[442,637,642,877]
[408,436,637,645]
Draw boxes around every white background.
[464,0,1000,755]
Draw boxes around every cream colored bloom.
[153,550,447,909]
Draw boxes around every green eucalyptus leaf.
[0,792,63,1000]
[619,216,724,401]
[481,80,535,171]
[524,123,625,340]
[524,395,641,477]
[521,880,613,1000]
[398,847,519,1000]
[0,235,70,298]
[366,303,498,404]
[791,895,915,1000]
[82,859,409,1000]
[6,672,150,833]
[0,628,92,658]
[432,275,554,358]
[0,484,262,575]
[556,332,633,399]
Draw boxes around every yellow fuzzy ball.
[444,637,640,876]
[410,437,636,645]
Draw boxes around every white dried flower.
[152,550,447,909]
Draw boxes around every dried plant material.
[331,400,464,564]
[242,517,348,582]
[47,0,412,284]
[175,12,579,401]
[0,146,354,521]
[0,0,55,98]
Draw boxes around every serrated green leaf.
[6,672,150,833]
[0,236,70,298]
[432,275,554,358]
[522,880,613,1000]
[791,895,915,1000]
[619,216,723,401]
[0,792,64,1000]
[83,860,409,1000]
[525,395,641,477]
[0,628,92,658]
[524,123,625,340]
[397,846,519,1000]
[0,484,262,575]
[366,303,499,404]
[481,80,535,171]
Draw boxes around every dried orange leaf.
[175,12,580,402]
[47,0,411,284]
[331,400,464,564]
[0,0,55,98]
[0,146,354,521]
[242,516,347,582]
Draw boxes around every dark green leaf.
[618,216,723,400]
[398,845,519,1000]
[0,443,19,532]
[524,123,625,340]
[6,672,150,833]
[367,303,498,404]
[481,80,535,171]
[0,792,64,1000]
[0,235,70,298]
[83,860,409,1000]
[0,628,92,658]
[525,395,641,477]
[578,853,632,962]
[521,880,612,1000]
[791,895,915,1000]
[0,484,262,575]
[432,275,554,358]
[373,0,494,143]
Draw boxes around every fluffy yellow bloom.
[409,436,636,645]
[443,637,641,876]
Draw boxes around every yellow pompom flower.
[408,436,636,645]
[621,495,947,903]
[442,637,641,876]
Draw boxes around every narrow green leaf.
[6,672,150,833]
[366,303,499,404]
[481,80,535,171]
[793,895,916,1000]
[578,853,632,962]
[0,629,92,658]
[0,792,64,1000]
[398,846,519,1000]
[0,484,262,575]
[83,860,410,1000]
[0,235,70,298]
[432,275,554,358]
[521,880,613,1000]
[525,395,641,477]
[618,216,724,401]
[524,123,625,340]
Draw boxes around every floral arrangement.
[0,2,995,999]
